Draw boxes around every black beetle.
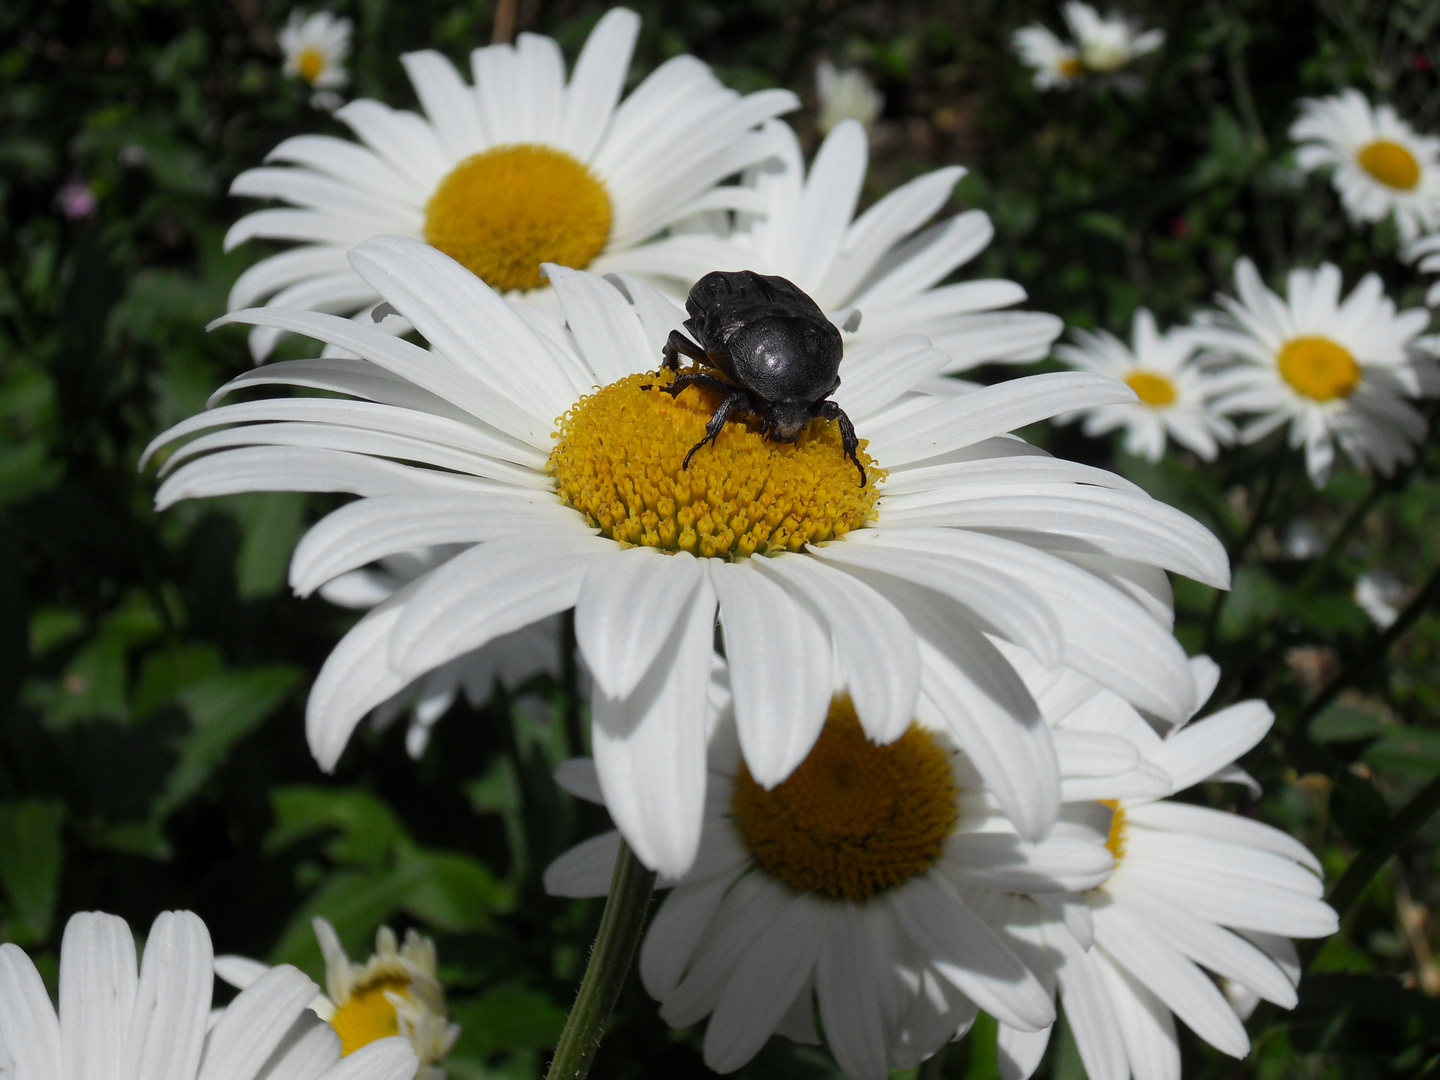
[654,270,866,486]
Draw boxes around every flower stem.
[545,839,657,1080]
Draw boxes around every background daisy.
[280,10,352,91]
[1291,90,1440,242]
[990,660,1338,1080]
[148,235,1227,878]
[1062,3,1164,73]
[636,117,1063,373]
[0,910,419,1080]
[1198,257,1437,486]
[815,60,883,133]
[227,7,799,359]
[544,679,1119,1080]
[1055,307,1234,461]
[1012,24,1083,89]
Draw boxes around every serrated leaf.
[450,985,566,1057]
[396,849,514,932]
[0,799,65,943]
[266,786,409,870]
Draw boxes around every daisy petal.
[196,965,319,1080]
[0,942,62,1080]
[123,911,212,1080]
[60,912,138,1080]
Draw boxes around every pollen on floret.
[330,976,411,1056]
[1125,370,1178,407]
[1356,139,1421,191]
[547,371,883,558]
[730,699,958,900]
[1276,336,1361,402]
[1099,799,1128,863]
[424,144,612,293]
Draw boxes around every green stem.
[1288,556,1440,736]
[1204,447,1286,652]
[545,839,657,1080]
[1300,772,1440,970]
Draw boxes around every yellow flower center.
[296,48,326,85]
[1099,799,1127,863]
[1059,56,1085,77]
[730,699,958,900]
[330,976,411,1056]
[548,371,881,557]
[1276,336,1361,402]
[1356,139,1421,191]
[423,144,612,293]
[1124,369,1177,407]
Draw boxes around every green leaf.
[132,644,223,718]
[152,664,303,819]
[1363,728,1440,781]
[266,787,409,870]
[28,607,84,658]
[0,440,62,508]
[45,636,128,728]
[1310,701,1388,743]
[0,799,65,943]
[1330,771,1391,849]
[450,984,566,1057]
[396,849,515,932]
[268,865,425,975]
[232,493,307,600]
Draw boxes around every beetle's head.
[766,399,813,442]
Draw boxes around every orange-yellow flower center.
[1099,799,1127,863]
[1124,369,1177,407]
[1276,336,1361,402]
[1356,139,1421,191]
[295,48,326,84]
[730,700,958,900]
[548,371,882,558]
[1059,55,1085,77]
[330,976,411,1056]
[423,144,612,293]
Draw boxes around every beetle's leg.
[682,391,750,470]
[660,370,734,400]
[816,400,867,487]
[662,329,709,372]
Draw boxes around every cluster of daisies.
[5,8,1360,1080]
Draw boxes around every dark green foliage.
[3,0,1440,1078]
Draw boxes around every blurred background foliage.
[3,0,1440,1077]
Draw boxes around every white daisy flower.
[216,918,458,1079]
[1402,228,1440,307]
[1055,308,1235,462]
[544,672,1136,1080]
[1061,3,1164,74]
[1012,25,1083,90]
[319,546,568,758]
[0,909,418,1080]
[641,118,1062,373]
[1354,570,1404,629]
[147,234,1227,878]
[989,657,1339,1080]
[280,10,352,91]
[227,7,799,360]
[815,60,883,133]
[1291,90,1440,243]
[1196,258,1436,487]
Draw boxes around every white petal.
[1093,951,1179,1080]
[559,8,641,161]
[541,831,619,898]
[552,758,604,804]
[251,1012,339,1080]
[712,561,832,788]
[545,264,655,385]
[0,942,62,1080]
[197,966,319,1080]
[61,912,138,1080]
[816,905,889,1080]
[314,1037,417,1080]
[307,601,411,771]
[591,576,717,877]
[1150,701,1273,793]
[399,51,485,159]
[639,873,739,1000]
[124,911,212,1080]
[212,956,270,992]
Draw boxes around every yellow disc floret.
[730,699,958,900]
[1356,139,1421,191]
[548,371,882,558]
[424,144,612,293]
[331,976,410,1056]
[1276,336,1361,402]
[1124,370,1178,407]
[296,48,326,84]
[1099,799,1128,863]
[1059,56,1084,78]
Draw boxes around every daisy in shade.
[1012,24,1083,90]
[1055,308,1235,462]
[216,918,458,1079]
[319,546,568,758]
[0,909,418,1080]
[636,119,1062,374]
[1291,90,1440,243]
[545,664,1140,1080]
[280,10,352,92]
[815,61,883,134]
[1401,229,1440,306]
[227,7,798,360]
[1061,3,1164,74]
[146,234,1228,879]
[1196,258,1437,487]
[988,657,1339,1080]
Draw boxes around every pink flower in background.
[57,176,97,220]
